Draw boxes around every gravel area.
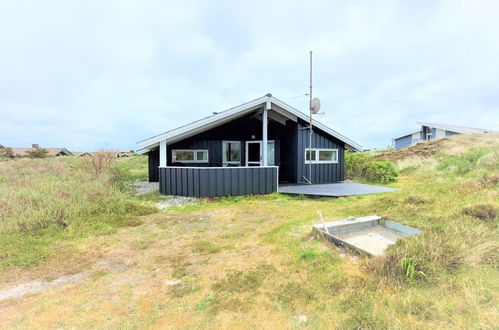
[155,196,198,210]
[133,181,198,210]
[133,181,159,196]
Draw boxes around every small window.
[196,150,208,162]
[223,141,241,166]
[305,148,338,164]
[172,149,209,163]
[305,149,316,161]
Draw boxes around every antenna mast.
[308,51,313,184]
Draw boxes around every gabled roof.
[74,150,134,157]
[11,147,73,157]
[417,121,498,134]
[137,94,361,151]
[392,130,421,141]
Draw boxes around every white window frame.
[196,150,209,162]
[305,149,317,162]
[222,141,242,166]
[172,149,209,163]
[304,148,338,164]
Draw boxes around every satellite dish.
[310,97,321,114]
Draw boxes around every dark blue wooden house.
[137,94,361,197]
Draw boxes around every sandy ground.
[337,227,403,256]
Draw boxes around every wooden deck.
[278,182,396,197]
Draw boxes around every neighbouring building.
[11,144,73,157]
[74,150,134,158]
[137,94,361,197]
[392,122,497,149]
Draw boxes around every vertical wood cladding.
[150,110,346,186]
[159,167,278,197]
[296,120,345,184]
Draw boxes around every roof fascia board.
[164,106,262,145]
[416,121,497,134]
[138,95,362,152]
[137,99,266,148]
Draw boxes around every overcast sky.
[1,0,498,151]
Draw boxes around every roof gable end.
[137,95,361,151]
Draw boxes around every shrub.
[345,153,399,184]
[363,161,399,184]
[345,153,370,179]
[26,146,49,158]
[0,145,14,159]
[81,151,116,176]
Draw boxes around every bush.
[364,160,399,184]
[345,153,399,184]
[26,146,49,158]
[345,153,370,178]
[0,145,14,159]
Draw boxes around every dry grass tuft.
[404,195,433,205]
[462,204,498,223]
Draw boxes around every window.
[318,150,336,162]
[304,148,338,163]
[267,141,275,166]
[223,141,241,166]
[196,150,208,162]
[305,149,317,161]
[172,149,209,163]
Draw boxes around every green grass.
[0,141,498,328]
[0,155,156,269]
[115,155,148,182]
[153,147,497,327]
[0,214,143,269]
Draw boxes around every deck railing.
[158,166,279,197]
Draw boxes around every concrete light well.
[313,215,421,256]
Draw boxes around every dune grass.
[0,142,497,328]
[0,155,154,269]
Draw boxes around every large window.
[223,141,241,166]
[304,148,338,164]
[172,149,209,163]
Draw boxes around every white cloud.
[0,0,498,150]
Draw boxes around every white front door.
[245,141,262,166]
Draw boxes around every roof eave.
[137,95,362,152]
